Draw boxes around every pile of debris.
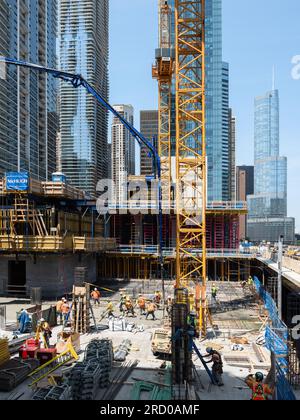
[68,339,113,400]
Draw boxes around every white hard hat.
[40,318,45,322]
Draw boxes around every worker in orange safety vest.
[245,372,273,401]
[136,294,146,315]
[91,288,101,306]
[146,301,157,321]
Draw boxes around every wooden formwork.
[42,182,85,200]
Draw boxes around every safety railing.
[108,245,256,258]
[253,276,297,400]
[107,200,247,212]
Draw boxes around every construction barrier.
[253,277,296,401]
[276,363,297,401]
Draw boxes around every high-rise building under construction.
[0,0,58,180]
[58,0,109,194]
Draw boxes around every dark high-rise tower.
[0,0,58,180]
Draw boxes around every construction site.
[0,0,299,403]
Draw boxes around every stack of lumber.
[0,338,10,366]
[71,286,91,334]
[0,358,40,392]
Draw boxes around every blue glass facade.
[59,0,109,194]
[248,90,287,218]
[0,1,58,180]
[247,89,295,243]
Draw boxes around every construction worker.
[204,347,224,386]
[106,301,115,318]
[61,298,70,326]
[17,308,31,334]
[211,283,218,302]
[248,276,254,287]
[56,297,64,325]
[245,372,273,401]
[39,318,52,348]
[155,291,162,308]
[119,293,127,314]
[146,301,157,321]
[125,297,135,317]
[91,288,101,306]
[166,296,173,316]
[137,294,146,315]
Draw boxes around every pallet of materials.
[0,358,40,392]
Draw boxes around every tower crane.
[152,0,174,207]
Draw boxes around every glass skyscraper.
[248,90,295,243]
[249,90,287,218]
[165,0,230,201]
[58,0,109,194]
[0,0,58,180]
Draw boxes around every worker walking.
[91,288,101,306]
[166,296,173,316]
[245,372,273,401]
[125,298,135,317]
[146,301,157,321]
[39,318,52,348]
[56,297,64,325]
[211,283,218,303]
[119,293,127,314]
[107,301,115,318]
[155,291,162,308]
[137,294,146,315]
[204,347,224,386]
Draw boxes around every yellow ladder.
[28,344,79,387]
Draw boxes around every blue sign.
[6,172,29,192]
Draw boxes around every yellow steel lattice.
[175,0,207,331]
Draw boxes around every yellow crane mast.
[152,0,174,207]
[175,0,207,333]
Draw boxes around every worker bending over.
[146,301,157,321]
[91,288,101,306]
[204,347,224,386]
[245,372,273,401]
[137,294,146,315]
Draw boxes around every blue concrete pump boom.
[0,57,165,286]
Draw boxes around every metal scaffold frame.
[175,0,207,332]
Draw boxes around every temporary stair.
[28,344,79,387]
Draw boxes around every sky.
[109,0,300,231]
